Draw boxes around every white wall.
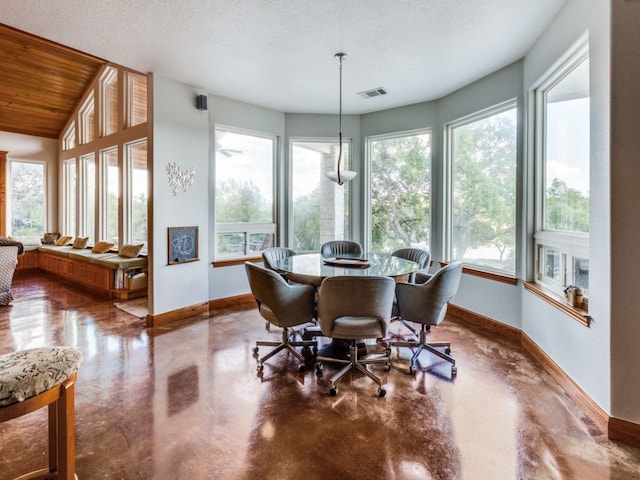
[0,131,58,232]
[610,0,640,423]
[521,0,611,413]
[151,76,210,315]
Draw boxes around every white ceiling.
[0,0,566,115]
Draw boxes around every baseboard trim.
[145,301,209,327]
[209,293,255,311]
[447,303,640,447]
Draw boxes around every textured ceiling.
[0,0,566,115]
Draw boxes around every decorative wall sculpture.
[166,162,195,196]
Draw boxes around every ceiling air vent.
[358,87,387,99]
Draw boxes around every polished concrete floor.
[1,272,640,479]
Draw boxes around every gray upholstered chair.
[0,245,20,305]
[390,247,431,337]
[320,240,363,258]
[245,262,317,373]
[391,261,463,376]
[262,247,296,275]
[315,276,395,397]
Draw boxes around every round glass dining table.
[276,252,419,287]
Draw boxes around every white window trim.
[531,37,590,297]
[8,159,48,237]
[214,125,278,260]
[443,99,518,275]
[364,128,431,254]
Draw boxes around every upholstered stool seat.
[0,347,83,480]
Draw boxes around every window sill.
[523,281,591,327]
[212,256,262,268]
[439,262,517,285]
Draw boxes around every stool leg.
[57,377,76,480]
[48,400,59,474]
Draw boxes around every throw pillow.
[119,243,144,258]
[72,237,89,249]
[55,235,73,246]
[41,232,60,245]
[92,241,115,254]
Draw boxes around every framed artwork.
[168,226,199,265]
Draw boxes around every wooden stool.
[0,347,83,480]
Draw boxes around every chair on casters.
[391,261,463,377]
[390,247,431,337]
[245,262,317,373]
[320,240,363,258]
[0,346,83,480]
[262,247,296,276]
[315,276,395,397]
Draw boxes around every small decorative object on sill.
[564,286,584,308]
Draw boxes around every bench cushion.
[39,245,147,269]
[0,347,83,407]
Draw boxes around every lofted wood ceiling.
[0,24,105,139]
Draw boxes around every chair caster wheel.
[257,364,264,372]
[378,388,386,398]
[445,347,451,355]
[253,347,259,355]
[451,365,457,376]
[329,387,338,396]
[315,365,323,377]
[298,364,306,373]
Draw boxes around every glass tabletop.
[276,253,419,286]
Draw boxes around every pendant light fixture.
[326,52,357,185]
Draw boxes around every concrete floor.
[1,272,639,479]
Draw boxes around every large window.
[62,159,76,235]
[215,127,276,259]
[534,44,590,297]
[102,148,119,244]
[79,154,96,243]
[367,130,431,253]
[446,102,517,274]
[9,161,46,237]
[290,139,352,252]
[126,140,148,247]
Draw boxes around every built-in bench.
[18,245,148,300]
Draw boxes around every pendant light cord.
[336,52,345,185]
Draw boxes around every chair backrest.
[244,262,315,328]
[320,240,363,258]
[317,276,395,339]
[391,247,431,282]
[395,261,463,327]
[262,247,296,272]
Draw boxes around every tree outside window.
[10,161,45,237]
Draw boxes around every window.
[79,92,95,145]
[100,66,118,137]
[367,130,431,253]
[290,139,352,252]
[9,161,46,237]
[126,72,147,128]
[61,121,76,151]
[126,140,148,248]
[79,154,96,243]
[215,127,275,258]
[102,148,119,245]
[62,159,76,235]
[446,102,517,274]
[534,44,590,297]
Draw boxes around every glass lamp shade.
[325,170,357,184]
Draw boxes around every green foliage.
[215,178,271,223]
[11,163,45,236]
[452,113,516,270]
[292,186,321,251]
[370,134,431,253]
[545,178,589,232]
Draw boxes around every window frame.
[214,125,277,260]
[288,136,354,253]
[364,128,432,254]
[532,40,590,299]
[8,159,48,238]
[443,99,518,277]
